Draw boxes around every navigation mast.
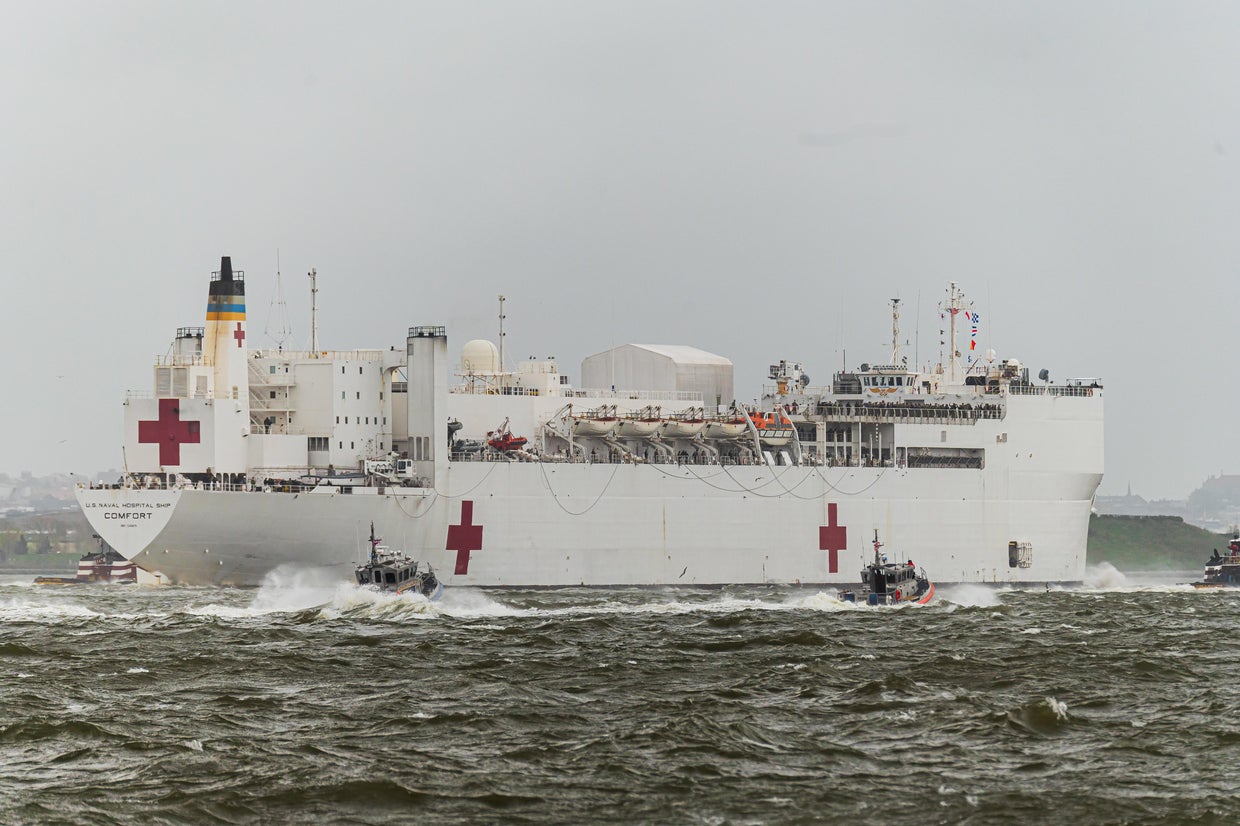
[938,281,972,384]
[890,297,902,365]
[308,268,318,355]
[497,294,506,372]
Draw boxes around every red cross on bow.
[137,398,201,466]
[447,500,483,575]
[233,323,245,348]
[819,502,847,574]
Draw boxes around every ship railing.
[249,424,306,435]
[85,471,434,494]
[813,401,1006,424]
[447,450,766,467]
[451,384,546,397]
[125,390,216,400]
[153,354,209,366]
[1006,384,1099,398]
[761,384,833,397]
[565,389,703,402]
[248,348,387,362]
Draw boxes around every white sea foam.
[1062,563,1197,594]
[936,584,1003,608]
[188,567,343,619]
[1083,562,1129,590]
[1045,696,1069,720]
[317,583,439,620]
[0,597,104,621]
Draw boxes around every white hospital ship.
[77,258,1104,586]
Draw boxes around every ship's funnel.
[219,256,233,281]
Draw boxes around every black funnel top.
[219,256,233,281]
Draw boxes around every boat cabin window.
[385,572,396,584]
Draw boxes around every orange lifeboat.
[487,417,528,452]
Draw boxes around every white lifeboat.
[571,410,619,437]
[705,416,748,440]
[617,416,662,439]
[661,415,707,439]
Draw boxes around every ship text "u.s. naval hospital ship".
[77,257,1103,587]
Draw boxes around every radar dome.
[461,339,500,374]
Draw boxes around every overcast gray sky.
[3,1,1237,499]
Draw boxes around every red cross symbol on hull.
[447,500,483,575]
[233,322,246,348]
[137,399,201,466]
[819,502,847,574]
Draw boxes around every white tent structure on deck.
[581,344,734,411]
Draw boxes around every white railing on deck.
[250,348,387,362]
[1006,384,1100,398]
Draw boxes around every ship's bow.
[75,486,181,560]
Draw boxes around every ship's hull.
[78,460,1099,587]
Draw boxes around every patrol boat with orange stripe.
[838,532,934,606]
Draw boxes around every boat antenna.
[497,294,506,373]
[369,521,379,565]
[308,267,318,356]
[914,290,921,371]
[265,249,292,351]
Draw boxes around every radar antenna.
[265,249,293,351]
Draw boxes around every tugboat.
[838,531,934,606]
[354,523,443,600]
[34,536,137,585]
[1192,530,1240,588]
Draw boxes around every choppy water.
[1,565,1236,825]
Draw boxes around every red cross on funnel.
[233,322,246,348]
[447,500,483,575]
[819,502,847,574]
[137,399,201,466]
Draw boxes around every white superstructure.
[79,262,1104,586]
